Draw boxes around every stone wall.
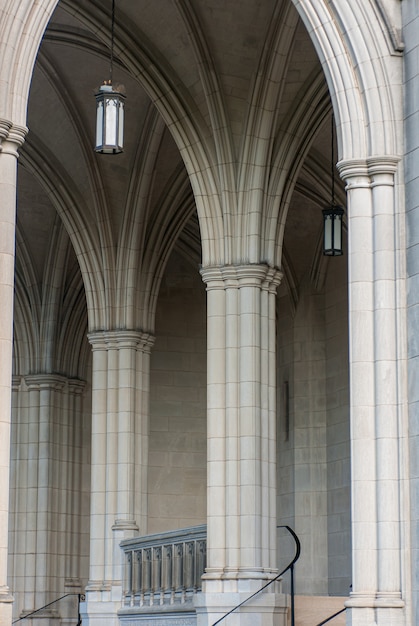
[403,1,419,622]
[149,251,207,532]
[277,258,350,597]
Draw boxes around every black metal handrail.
[211,525,301,626]
[316,607,346,625]
[12,592,85,624]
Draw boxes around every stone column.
[0,120,26,626]
[23,374,67,619]
[62,380,86,626]
[196,265,287,626]
[9,373,87,622]
[339,158,407,625]
[84,330,154,626]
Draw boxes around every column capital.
[12,375,22,391]
[24,373,67,391]
[366,155,400,176]
[200,263,282,292]
[87,329,155,352]
[337,156,400,187]
[0,119,27,156]
[68,378,87,395]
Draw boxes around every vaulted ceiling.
[14,0,346,375]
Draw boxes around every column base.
[0,588,13,626]
[194,582,288,626]
[80,585,122,626]
[346,593,406,626]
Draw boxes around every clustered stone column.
[339,157,406,624]
[9,374,86,621]
[0,120,26,626]
[196,264,286,626]
[85,330,154,626]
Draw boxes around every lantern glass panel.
[95,85,125,154]
[105,97,118,146]
[96,101,104,150]
[322,206,344,256]
[324,214,333,252]
[118,101,125,149]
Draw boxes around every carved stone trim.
[88,330,155,352]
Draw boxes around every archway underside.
[1,1,407,626]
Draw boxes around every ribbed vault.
[4,0,402,351]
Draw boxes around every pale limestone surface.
[0,1,414,626]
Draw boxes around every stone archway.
[0,3,409,626]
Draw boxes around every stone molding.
[12,375,22,391]
[67,379,87,395]
[119,618,195,626]
[0,585,13,603]
[112,519,139,532]
[0,118,27,155]
[200,264,282,292]
[24,373,68,391]
[345,594,404,609]
[337,156,400,186]
[22,374,86,395]
[88,329,155,352]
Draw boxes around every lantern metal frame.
[322,115,344,256]
[94,0,125,154]
[322,205,344,256]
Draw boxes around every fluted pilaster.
[338,157,406,624]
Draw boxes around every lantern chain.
[110,0,115,85]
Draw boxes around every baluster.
[153,546,162,604]
[185,541,194,595]
[144,547,152,605]
[121,528,207,610]
[162,544,172,604]
[169,544,176,604]
[136,550,142,606]
[174,543,184,602]
[124,551,132,606]
[197,539,207,588]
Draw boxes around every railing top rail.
[121,524,207,550]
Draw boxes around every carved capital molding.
[0,119,28,156]
[88,329,155,353]
[24,373,68,391]
[67,378,87,395]
[12,375,22,391]
[200,264,282,293]
[337,156,400,188]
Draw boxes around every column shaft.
[197,264,284,626]
[0,123,26,624]
[344,166,378,595]
[201,265,281,583]
[86,330,154,596]
[370,164,402,597]
[340,158,406,622]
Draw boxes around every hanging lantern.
[323,115,344,255]
[95,82,125,154]
[322,205,344,256]
[94,0,125,154]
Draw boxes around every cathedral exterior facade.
[0,1,418,625]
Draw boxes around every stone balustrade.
[121,525,207,611]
